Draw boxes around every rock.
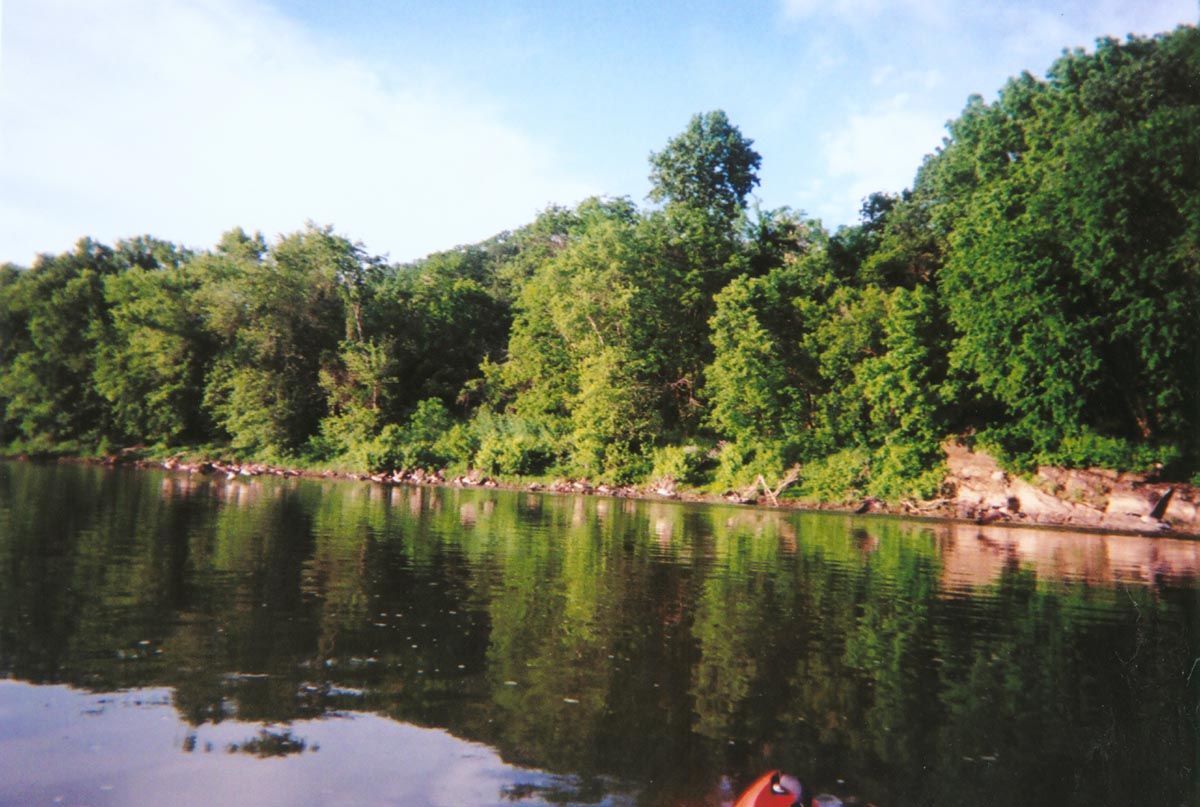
[1163,495,1197,523]
[1009,477,1078,522]
[942,440,1198,534]
[855,497,884,514]
[653,476,678,498]
[1106,490,1155,518]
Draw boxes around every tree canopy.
[648,109,762,229]
[2,26,1197,496]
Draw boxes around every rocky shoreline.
[12,441,1199,538]
[934,441,1198,535]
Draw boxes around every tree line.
[2,28,1197,499]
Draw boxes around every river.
[0,460,1196,806]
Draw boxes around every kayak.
[732,771,803,807]
[732,771,866,807]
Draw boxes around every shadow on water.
[0,460,1197,806]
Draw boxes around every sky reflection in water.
[0,681,612,807]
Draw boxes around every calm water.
[0,461,1196,807]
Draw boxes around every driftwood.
[1149,487,1175,520]
[901,497,951,513]
[741,465,801,506]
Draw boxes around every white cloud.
[871,65,943,90]
[976,0,1197,74]
[779,0,1195,230]
[806,95,946,226]
[0,0,594,264]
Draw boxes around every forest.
[2,27,1197,501]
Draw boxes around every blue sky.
[1,0,1196,265]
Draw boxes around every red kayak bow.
[733,770,803,807]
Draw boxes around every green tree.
[649,110,761,231]
[0,263,33,445]
[569,346,659,482]
[705,264,821,466]
[91,238,212,445]
[366,245,512,422]
[201,225,356,456]
[930,29,1200,468]
[318,338,395,459]
[0,240,119,451]
[486,198,653,471]
[645,112,768,432]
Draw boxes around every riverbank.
[9,440,1198,538]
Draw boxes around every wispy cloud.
[779,0,1195,229]
[781,0,951,25]
[804,94,946,226]
[2,0,1192,261]
[870,65,943,90]
[982,0,1198,67]
[782,0,1194,32]
[0,0,594,264]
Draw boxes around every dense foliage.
[2,28,1197,497]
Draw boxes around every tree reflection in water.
[0,460,1196,807]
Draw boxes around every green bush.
[471,412,558,477]
[977,425,1181,476]
[868,440,945,500]
[475,431,555,476]
[797,447,870,502]
[648,444,714,487]
[433,422,477,473]
[711,440,789,492]
[1036,428,1180,475]
[357,423,406,471]
[340,399,464,472]
[317,406,379,462]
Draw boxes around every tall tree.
[201,225,356,456]
[92,238,211,445]
[648,110,761,231]
[0,240,119,450]
[645,112,767,431]
[489,201,651,468]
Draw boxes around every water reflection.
[0,461,1196,807]
[0,681,627,807]
[938,523,1200,590]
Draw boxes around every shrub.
[648,444,714,487]
[359,423,407,471]
[977,424,1182,476]
[433,422,477,474]
[796,447,871,502]
[711,440,789,493]
[1036,428,1180,475]
[471,412,558,477]
[345,399,463,472]
[868,439,945,500]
